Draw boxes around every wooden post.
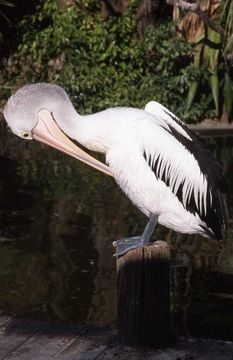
[117,241,171,348]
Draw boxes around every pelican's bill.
[32,109,113,177]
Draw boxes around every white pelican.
[3,83,227,256]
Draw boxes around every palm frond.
[223,72,233,118]
[0,0,15,7]
[0,0,15,22]
[186,80,199,110]
[210,71,219,116]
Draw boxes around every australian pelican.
[3,83,227,256]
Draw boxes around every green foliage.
[1,0,233,123]
[186,0,233,119]
[223,0,233,118]
[6,0,147,111]
[0,0,212,122]
[143,23,215,120]
[186,29,223,118]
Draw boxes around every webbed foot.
[112,214,158,258]
[113,236,144,257]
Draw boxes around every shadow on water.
[0,123,233,340]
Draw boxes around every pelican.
[3,83,227,256]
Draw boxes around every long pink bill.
[32,109,113,177]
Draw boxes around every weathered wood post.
[117,241,171,348]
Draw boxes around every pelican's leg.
[113,214,158,257]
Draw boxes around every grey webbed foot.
[113,214,159,257]
[113,236,144,257]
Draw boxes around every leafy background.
[0,0,233,122]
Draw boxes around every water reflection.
[0,126,233,340]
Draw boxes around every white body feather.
[74,106,213,237]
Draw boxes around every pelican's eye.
[21,131,30,138]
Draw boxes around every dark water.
[0,130,233,340]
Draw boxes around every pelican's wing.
[145,100,198,141]
[142,104,227,239]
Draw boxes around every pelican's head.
[4,86,39,140]
[4,83,75,140]
[3,83,112,176]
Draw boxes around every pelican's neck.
[54,105,83,141]
[54,104,107,153]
